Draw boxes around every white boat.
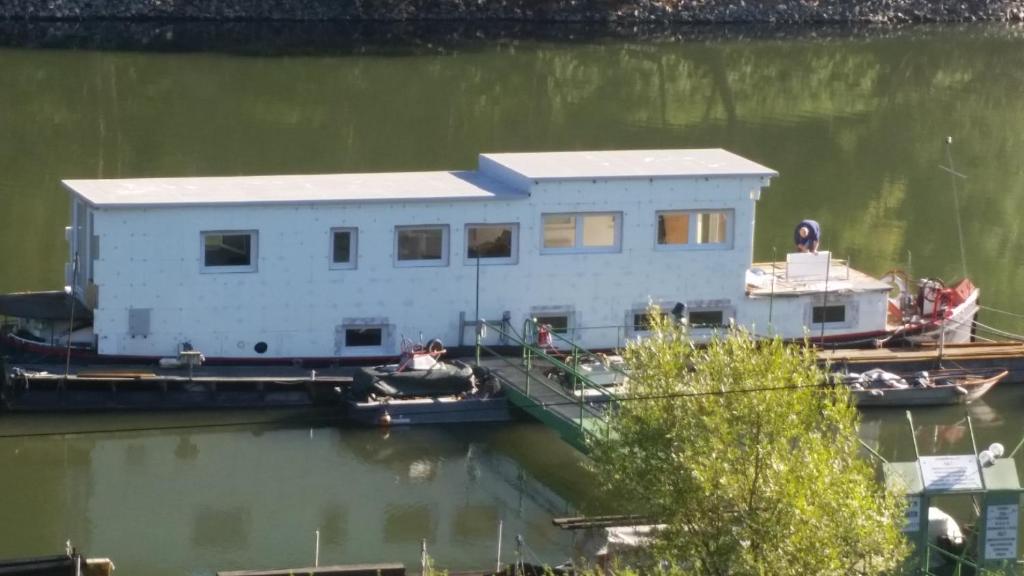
[0,149,979,363]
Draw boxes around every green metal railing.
[923,542,1017,575]
[474,318,629,449]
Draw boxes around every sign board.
[919,455,983,492]
[902,496,922,533]
[984,504,1019,560]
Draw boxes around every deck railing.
[922,542,1014,575]
[474,318,628,449]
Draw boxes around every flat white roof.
[481,148,777,180]
[64,170,525,208]
[64,149,777,208]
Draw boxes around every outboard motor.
[918,279,946,317]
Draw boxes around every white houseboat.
[0,149,978,362]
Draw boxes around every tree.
[588,312,909,576]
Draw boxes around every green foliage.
[588,310,909,576]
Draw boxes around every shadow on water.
[2,20,1023,55]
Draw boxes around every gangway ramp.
[474,320,623,453]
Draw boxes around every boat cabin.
[48,149,902,360]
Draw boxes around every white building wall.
[737,292,889,341]
[88,174,768,359]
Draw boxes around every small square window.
[542,213,621,254]
[466,224,518,264]
[331,228,357,269]
[202,231,257,272]
[689,310,725,328]
[812,305,846,324]
[346,327,383,347]
[396,226,449,267]
[535,315,570,334]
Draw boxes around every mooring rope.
[980,304,1024,320]
[971,319,1024,342]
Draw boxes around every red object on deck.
[949,278,975,307]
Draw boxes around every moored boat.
[0,149,983,365]
[832,367,1007,407]
[345,340,509,425]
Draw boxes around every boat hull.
[346,395,511,426]
[846,368,1006,408]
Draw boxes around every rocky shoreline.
[2,0,1023,24]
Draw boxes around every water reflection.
[193,506,251,550]
[860,385,1022,464]
[0,417,580,575]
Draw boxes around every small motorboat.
[346,339,508,426]
[832,367,1007,407]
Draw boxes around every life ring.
[879,269,910,300]
[426,338,444,354]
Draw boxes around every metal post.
[495,519,503,573]
[63,251,79,390]
[314,529,320,567]
[820,251,831,342]
[475,255,481,366]
[524,319,533,396]
[768,247,776,327]
[475,320,482,366]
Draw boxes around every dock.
[1,360,353,412]
[819,342,1024,382]
[218,563,405,576]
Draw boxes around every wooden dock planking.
[217,563,405,576]
[819,342,1024,363]
[818,342,1024,382]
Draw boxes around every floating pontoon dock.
[1,361,353,411]
[819,341,1024,383]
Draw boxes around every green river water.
[1,23,1024,574]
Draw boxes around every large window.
[395,225,449,267]
[812,305,846,325]
[466,224,518,264]
[202,231,257,272]
[330,228,357,269]
[656,211,732,249]
[542,213,621,253]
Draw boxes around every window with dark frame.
[203,232,255,269]
[345,327,383,347]
[534,315,570,334]
[812,305,846,324]
[396,226,447,264]
[633,311,667,331]
[331,228,357,268]
[467,224,516,260]
[688,310,725,328]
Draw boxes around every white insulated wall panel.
[88,174,765,358]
